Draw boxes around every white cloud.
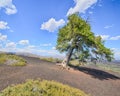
[96,35,110,40]
[6,42,16,48]
[100,35,110,40]
[0,33,58,56]
[0,44,2,48]
[110,36,120,40]
[104,25,113,29]
[111,48,120,60]
[0,41,16,52]
[0,33,7,41]
[12,45,64,58]
[0,33,64,58]
[98,0,102,7]
[40,43,52,47]
[52,47,56,50]
[0,0,17,15]
[0,21,10,30]
[41,18,65,32]
[67,0,97,16]
[19,40,29,45]
[5,4,17,15]
[27,45,36,49]
[96,35,120,41]
[89,11,93,14]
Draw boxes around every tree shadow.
[69,65,120,80]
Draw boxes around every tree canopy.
[56,14,113,67]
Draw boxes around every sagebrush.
[0,79,88,96]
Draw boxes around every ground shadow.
[69,65,120,80]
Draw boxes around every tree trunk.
[61,47,74,68]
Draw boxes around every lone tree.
[56,14,113,67]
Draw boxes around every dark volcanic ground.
[0,56,120,96]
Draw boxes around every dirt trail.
[0,56,120,96]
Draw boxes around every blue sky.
[0,0,120,59]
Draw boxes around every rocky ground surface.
[0,56,120,96]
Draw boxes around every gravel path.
[0,56,120,96]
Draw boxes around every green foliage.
[56,14,113,63]
[0,80,88,96]
[0,53,26,66]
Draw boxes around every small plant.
[0,79,88,96]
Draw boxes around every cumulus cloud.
[111,48,120,60]
[67,0,97,16]
[19,40,29,45]
[41,18,65,32]
[0,33,7,41]
[0,0,17,15]
[52,47,56,50]
[27,45,36,49]
[110,36,120,40]
[0,21,10,30]
[100,35,110,40]
[96,35,120,41]
[96,35,110,40]
[0,37,64,58]
[0,44,3,48]
[89,11,93,14]
[6,42,16,48]
[40,43,52,47]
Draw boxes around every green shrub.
[7,54,27,66]
[0,57,6,65]
[0,54,7,64]
[70,60,81,66]
[0,80,88,96]
[12,61,26,66]
[55,58,62,63]
[45,57,54,62]
[0,53,27,66]
[96,63,120,73]
[40,57,62,63]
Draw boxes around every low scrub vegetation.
[40,57,62,63]
[0,54,6,64]
[70,59,120,73]
[70,59,83,66]
[96,63,120,73]
[0,53,27,66]
[0,79,88,96]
